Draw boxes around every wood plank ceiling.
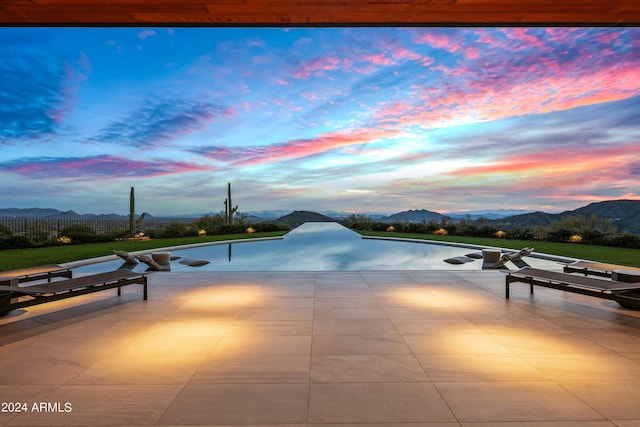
[1,0,639,25]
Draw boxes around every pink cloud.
[198,128,398,166]
[414,32,457,52]
[449,145,638,185]
[372,43,640,131]
[508,28,547,51]
[543,27,580,43]
[364,53,394,66]
[294,56,341,79]
[300,92,320,101]
[374,140,640,210]
[596,31,620,44]
[464,47,479,59]
[2,155,211,181]
[392,47,422,61]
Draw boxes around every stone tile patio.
[1,270,640,426]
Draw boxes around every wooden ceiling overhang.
[1,0,639,25]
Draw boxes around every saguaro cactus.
[129,187,135,237]
[129,187,146,237]
[224,183,238,225]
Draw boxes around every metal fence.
[0,217,194,243]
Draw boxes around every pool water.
[73,222,568,272]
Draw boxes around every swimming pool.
[73,222,570,273]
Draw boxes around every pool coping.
[362,235,577,264]
[60,236,285,269]
[62,232,577,271]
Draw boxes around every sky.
[1,27,639,216]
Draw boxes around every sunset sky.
[1,27,639,216]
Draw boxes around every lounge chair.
[505,267,640,309]
[484,247,534,269]
[563,260,640,278]
[113,250,138,265]
[0,270,149,317]
[135,254,170,271]
[0,264,72,286]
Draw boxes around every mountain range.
[0,207,533,221]
[380,200,640,234]
[0,208,155,220]
[493,200,640,234]
[1,199,638,234]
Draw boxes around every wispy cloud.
[369,29,640,131]
[0,47,85,143]
[192,127,398,166]
[294,55,342,79]
[93,97,232,148]
[0,155,212,180]
[138,29,156,40]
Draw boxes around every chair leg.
[505,275,510,299]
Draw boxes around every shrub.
[193,214,225,234]
[607,233,640,249]
[0,235,34,250]
[0,223,12,238]
[216,224,247,234]
[182,228,199,237]
[508,228,536,240]
[58,223,111,244]
[546,229,572,243]
[252,223,289,233]
[57,224,112,244]
[545,214,616,242]
[371,222,392,232]
[342,213,375,229]
[405,222,428,234]
[158,221,187,238]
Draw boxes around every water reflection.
[74,222,565,273]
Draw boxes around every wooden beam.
[0,0,639,24]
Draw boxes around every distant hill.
[567,200,640,234]
[0,208,151,220]
[446,209,536,220]
[244,209,388,220]
[378,208,536,223]
[379,209,444,223]
[495,210,555,227]
[495,200,640,234]
[0,208,64,218]
[572,200,640,233]
[271,210,337,228]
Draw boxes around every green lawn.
[0,231,287,272]
[359,230,640,268]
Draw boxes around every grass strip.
[359,231,640,268]
[0,231,287,271]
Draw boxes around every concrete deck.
[1,270,640,426]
